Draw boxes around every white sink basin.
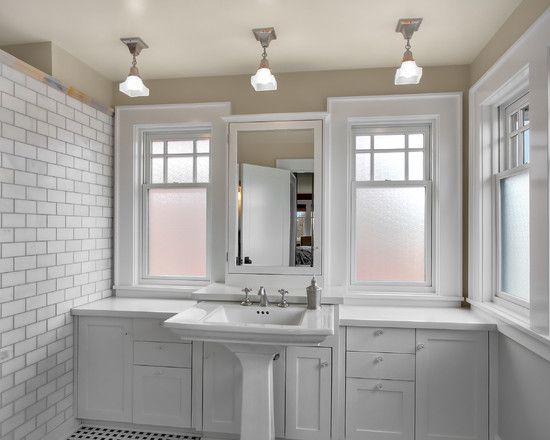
[164,301,334,345]
[164,301,334,440]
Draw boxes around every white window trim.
[139,129,212,285]
[113,102,231,296]
[349,123,434,291]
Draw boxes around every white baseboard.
[43,418,80,440]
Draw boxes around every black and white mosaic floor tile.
[67,426,201,440]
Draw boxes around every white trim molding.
[468,7,550,335]
[327,93,463,302]
[114,102,231,295]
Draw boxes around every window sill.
[468,299,550,362]
[114,284,206,299]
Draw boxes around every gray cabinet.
[77,317,133,422]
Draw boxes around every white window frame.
[139,128,212,285]
[349,123,434,291]
[493,92,530,310]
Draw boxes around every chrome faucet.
[258,286,269,307]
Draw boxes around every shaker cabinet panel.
[286,346,332,440]
[346,378,415,440]
[77,317,133,422]
[133,365,192,427]
[415,330,488,440]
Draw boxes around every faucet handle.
[277,289,289,308]
[241,287,253,306]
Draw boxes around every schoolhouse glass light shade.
[251,66,277,91]
[394,59,423,85]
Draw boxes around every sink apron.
[225,343,281,440]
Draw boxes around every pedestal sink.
[164,301,334,440]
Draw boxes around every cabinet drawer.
[347,327,415,353]
[134,341,192,368]
[346,352,415,380]
[133,318,183,342]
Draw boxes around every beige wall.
[0,42,113,107]
[0,42,53,75]
[113,65,470,113]
[51,45,113,107]
[470,0,550,85]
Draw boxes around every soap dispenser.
[306,277,321,310]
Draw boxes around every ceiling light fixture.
[394,18,423,85]
[250,27,277,92]
[119,37,150,97]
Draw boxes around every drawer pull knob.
[158,345,164,350]
[375,356,384,363]
[376,383,383,390]
[320,361,329,368]
[374,329,384,336]
[416,343,425,351]
[273,353,280,361]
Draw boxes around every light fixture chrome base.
[120,37,149,57]
[396,18,422,39]
[252,27,277,48]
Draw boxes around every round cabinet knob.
[374,329,384,336]
[273,353,280,361]
[157,344,164,350]
[376,383,383,390]
[320,361,329,368]
[416,343,425,351]
[375,355,384,363]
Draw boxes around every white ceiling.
[0,0,521,81]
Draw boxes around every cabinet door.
[133,366,192,427]
[202,342,285,436]
[286,346,332,440]
[416,330,488,440]
[346,378,414,440]
[77,317,132,421]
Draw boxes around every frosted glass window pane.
[167,140,193,154]
[373,152,405,180]
[148,188,206,277]
[409,134,424,149]
[523,130,530,163]
[196,156,210,183]
[355,187,425,282]
[408,152,424,180]
[152,158,164,183]
[356,136,371,150]
[167,157,193,183]
[374,135,405,149]
[355,153,371,181]
[152,141,164,154]
[500,172,529,301]
[196,139,210,153]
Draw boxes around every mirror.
[228,120,323,274]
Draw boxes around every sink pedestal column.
[226,343,282,440]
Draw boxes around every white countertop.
[339,305,497,330]
[71,297,496,331]
[71,297,197,318]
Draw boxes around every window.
[351,125,432,288]
[142,131,211,282]
[496,93,530,306]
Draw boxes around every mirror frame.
[227,119,324,276]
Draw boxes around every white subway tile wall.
[0,63,113,440]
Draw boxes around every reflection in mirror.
[236,129,314,267]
